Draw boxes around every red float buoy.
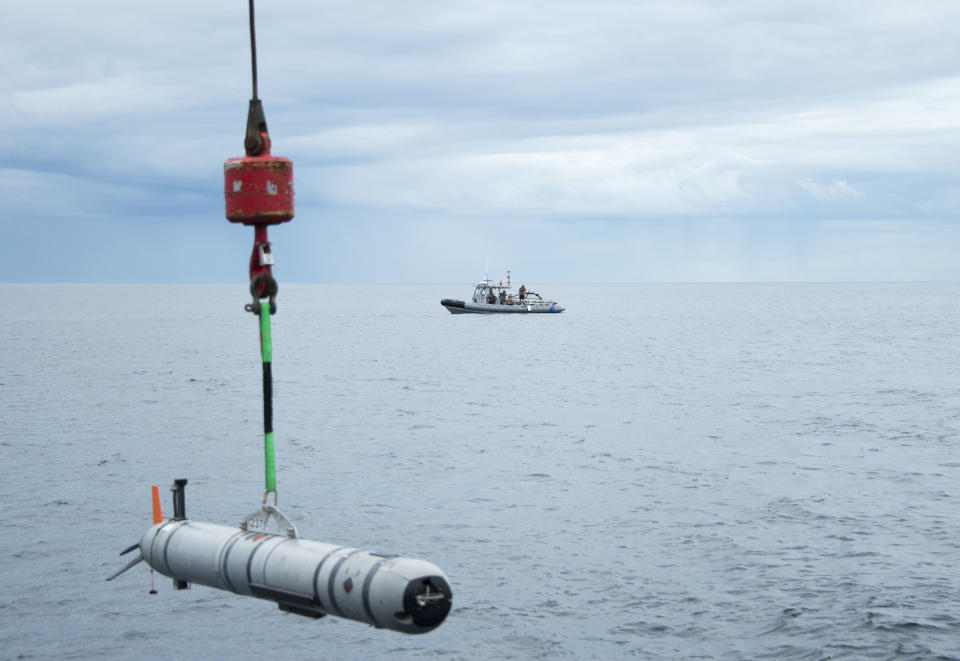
[224,153,294,225]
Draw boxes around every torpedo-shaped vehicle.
[109,481,452,634]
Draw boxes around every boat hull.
[440,299,563,314]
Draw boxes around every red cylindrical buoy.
[224,133,294,226]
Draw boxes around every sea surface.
[2,283,959,660]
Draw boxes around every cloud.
[4,0,960,281]
[796,178,861,202]
[290,72,960,221]
[300,131,758,217]
[10,77,181,125]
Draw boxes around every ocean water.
[2,282,959,660]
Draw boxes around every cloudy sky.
[3,0,960,283]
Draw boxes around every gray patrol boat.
[441,271,564,314]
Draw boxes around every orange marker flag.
[151,485,163,525]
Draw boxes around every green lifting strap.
[259,301,276,494]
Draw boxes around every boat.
[441,271,564,314]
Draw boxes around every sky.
[2,0,960,283]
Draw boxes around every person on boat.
[499,290,506,304]
[487,289,496,304]
[519,284,526,301]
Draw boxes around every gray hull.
[441,299,564,314]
